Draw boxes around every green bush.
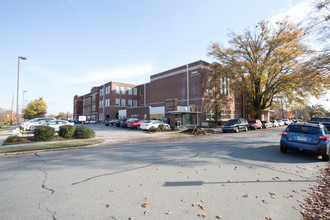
[149,126,161,132]
[208,123,218,128]
[170,124,176,131]
[5,135,19,143]
[74,126,95,139]
[59,125,76,138]
[158,123,165,131]
[34,126,55,141]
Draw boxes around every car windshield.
[287,125,322,134]
[249,120,257,123]
[144,120,152,123]
[226,120,238,125]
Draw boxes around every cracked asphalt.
[0,126,328,220]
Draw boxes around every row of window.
[115,86,138,95]
[206,109,243,121]
[115,99,138,107]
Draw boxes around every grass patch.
[0,125,13,132]
[0,139,105,154]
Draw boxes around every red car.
[128,120,145,129]
[248,120,263,130]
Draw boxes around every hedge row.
[33,125,95,141]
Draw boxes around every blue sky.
[1,0,327,115]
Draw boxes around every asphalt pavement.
[0,126,328,220]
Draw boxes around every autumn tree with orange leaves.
[208,20,329,119]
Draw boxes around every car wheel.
[280,145,288,153]
[222,130,227,133]
[234,127,239,133]
[244,126,248,132]
[165,125,170,130]
[322,154,329,161]
[137,125,140,130]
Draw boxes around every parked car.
[21,117,56,131]
[261,121,273,129]
[140,120,170,130]
[282,119,292,125]
[277,119,285,126]
[308,117,330,131]
[222,118,248,133]
[30,120,74,132]
[105,120,110,126]
[271,120,279,127]
[116,119,126,127]
[280,122,329,161]
[129,120,147,129]
[248,120,263,130]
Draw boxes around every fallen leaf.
[140,184,143,186]
[144,210,150,215]
[165,181,172,183]
[200,200,204,203]
[262,200,268,204]
[156,168,160,170]
[178,171,182,173]
[128,185,132,188]
[166,211,173,215]
[187,176,190,178]
[265,217,271,220]
[291,206,298,210]
[198,213,206,218]
[269,192,275,196]
[198,205,205,210]
[242,194,248,198]
[227,180,232,183]
[129,217,135,220]
[192,202,198,207]
[216,215,222,219]
[109,189,114,193]
[106,203,110,208]
[222,184,226,186]
[288,179,293,181]
[256,179,260,182]
[234,166,238,170]
[141,203,148,208]
[292,190,299,194]
[181,199,186,203]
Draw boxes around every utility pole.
[11,94,14,125]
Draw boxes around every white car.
[271,120,279,127]
[276,119,285,126]
[140,120,170,130]
[21,117,55,130]
[282,119,292,125]
[31,120,74,132]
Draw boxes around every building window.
[133,88,138,95]
[105,99,110,107]
[99,88,103,96]
[139,100,143,106]
[99,113,103,121]
[246,114,250,120]
[121,86,126,95]
[128,88,132,95]
[121,99,125,106]
[227,110,231,119]
[116,86,120,94]
[92,104,96,111]
[133,100,137,107]
[115,99,120,106]
[139,87,142,96]
[220,110,224,120]
[128,99,132,107]
[206,109,214,121]
[246,102,250,109]
[106,86,111,94]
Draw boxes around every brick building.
[73,60,270,126]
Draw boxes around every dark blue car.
[280,122,330,161]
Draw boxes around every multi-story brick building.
[73,60,270,126]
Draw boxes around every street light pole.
[16,56,27,126]
[22,90,27,119]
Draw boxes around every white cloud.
[271,0,311,23]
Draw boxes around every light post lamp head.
[19,56,27,60]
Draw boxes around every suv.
[222,118,248,133]
[248,120,263,130]
[21,117,55,130]
[280,122,330,161]
[308,117,330,131]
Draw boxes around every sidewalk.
[0,127,15,147]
